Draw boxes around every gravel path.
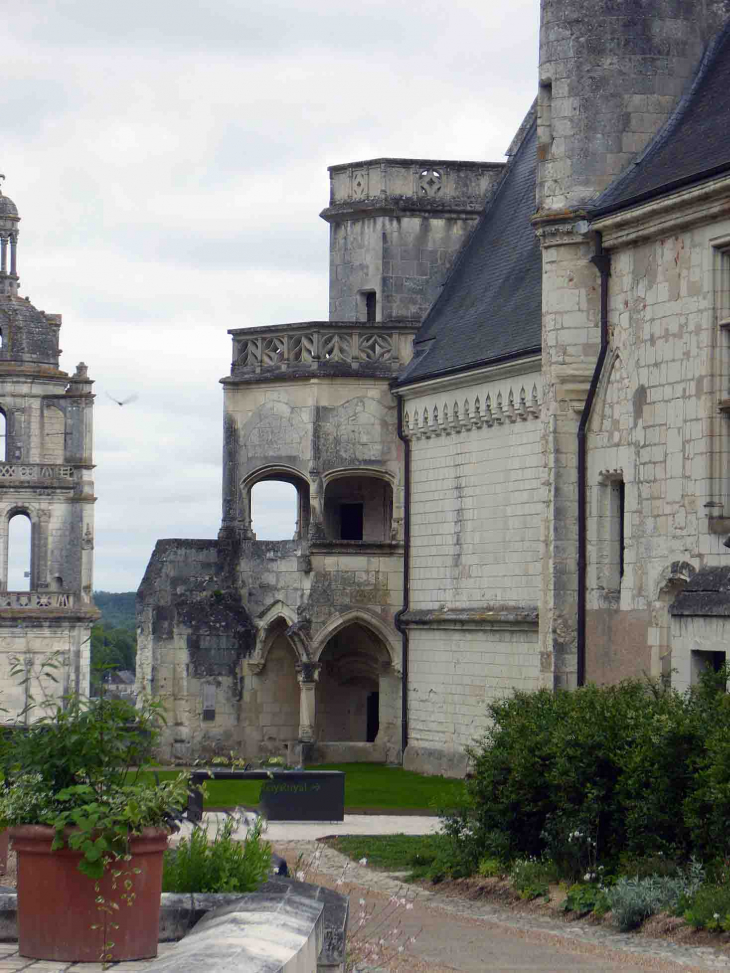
[273,840,730,973]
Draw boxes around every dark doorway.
[340,503,364,541]
[366,691,379,742]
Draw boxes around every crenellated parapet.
[226,321,418,383]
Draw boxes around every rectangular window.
[202,683,216,722]
[358,290,377,323]
[597,473,625,595]
[340,503,364,541]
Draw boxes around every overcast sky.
[2,0,540,592]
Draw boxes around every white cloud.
[1,0,540,590]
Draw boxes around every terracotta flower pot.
[10,824,169,962]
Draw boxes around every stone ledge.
[0,878,349,973]
[401,606,539,628]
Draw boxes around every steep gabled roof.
[396,118,542,386]
[593,21,730,216]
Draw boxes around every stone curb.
[0,878,349,973]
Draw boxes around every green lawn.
[144,763,466,813]
[325,833,447,879]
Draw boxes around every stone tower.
[0,179,97,715]
[322,158,504,323]
[138,154,504,763]
[535,0,726,689]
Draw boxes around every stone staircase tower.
[0,179,98,715]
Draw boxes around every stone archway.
[316,622,395,745]
[241,618,301,759]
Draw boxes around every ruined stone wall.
[399,366,542,775]
[586,201,730,684]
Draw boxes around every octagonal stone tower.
[0,179,98,715]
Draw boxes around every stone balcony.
[0,591,76,609]
[0,463,77,484]
[226,321,418,383]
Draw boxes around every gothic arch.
[252,600,310,665]
[589,348,631,437]
[311,609,400,666]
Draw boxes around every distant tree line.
[91,591,137,692]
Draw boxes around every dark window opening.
[692,650,727,687]
[365,292,376,323]
[202,683,216,722]
[366,691,379,742]
[340,503,364,541]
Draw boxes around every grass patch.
[326,833,446,879]
[143,763,465,812]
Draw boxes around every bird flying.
[106,393,139,407]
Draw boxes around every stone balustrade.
[0,463,75,482]
[229,321,417,379]
[0,591,75,609]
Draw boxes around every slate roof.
[671,567,730,617]
[396,118,542,386]
[593,21,730,215]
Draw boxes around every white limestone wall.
[400,366,542,767]
[404,367,543,610]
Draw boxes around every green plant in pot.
[0,655,189,964]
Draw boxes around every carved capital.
[296,661,321,684]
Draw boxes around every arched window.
[7,512,32,590]
[323,474,393,542]
[251,480,299,540]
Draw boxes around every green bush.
[562,882,609,916]
[684,883,730,931]
[509,857,557,901]
[162,814,271,894]
[445,668,730,876]
[606,860,704,931]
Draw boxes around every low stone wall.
[0,878,349,973]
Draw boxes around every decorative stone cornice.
[532,211,590,247]
[591,173,730,249]
[403,382,540,439]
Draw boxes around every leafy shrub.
[444,669,730,876]
[684,883,730,931]
[562,882,609,916]
[477,856,503,878]
[162,814,271,894]
[509,857,556,901]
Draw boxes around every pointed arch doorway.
[316,622,397,747]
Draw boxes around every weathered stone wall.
[537,0,714,212]
[323,158,504,322]
[585,205,730,684]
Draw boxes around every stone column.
[1,235,7,274]
[534,217,601,690]
[296,662,320,742]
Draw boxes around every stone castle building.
[138,0,730,774]
[0,180,97,714]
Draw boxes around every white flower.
[358,857,368,866]
[359,898,365,906]
[296,871,305,881]
[715,913,720,920]
[406,903,414,911]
